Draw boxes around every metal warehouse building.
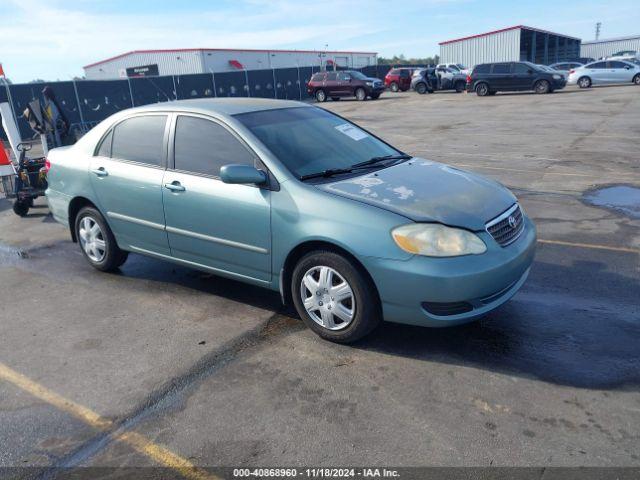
[581,35,640,60]
[439,25,581,68]
[83,48,378,80]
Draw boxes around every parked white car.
[548,62,584,75]
[606,50,640,61]
[567,60,640,88]
[436,63,469,75]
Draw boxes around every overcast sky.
[1,0,639,83]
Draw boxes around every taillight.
[44,158,51,173]
[466,75,472,83]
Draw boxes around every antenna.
[595,22,601,40]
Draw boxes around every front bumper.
[361,216,537,327]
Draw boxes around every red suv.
[384,68,414,92]
[307,70,385,102]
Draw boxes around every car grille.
[486,204,525,247]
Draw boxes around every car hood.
[316,159,517,231]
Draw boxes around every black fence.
[0,64,416,142]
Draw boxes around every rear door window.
[589,62,607,69]
[173,116,255,177]
[492,63,511,74]
[111,115,167,166]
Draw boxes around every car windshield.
[235,107,400,179]
[348,71,368,80]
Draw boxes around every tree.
[378,54,440,66]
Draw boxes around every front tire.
[291,251,381,343]
[355,88,367,101]
[415,82,428,94]
[315,89,327,102]
[633,74,640,85]
[534,79,550,94]
[475,82,489,96]
[75,206,128,272]
[390,82,399,92]
[578,76,591,88]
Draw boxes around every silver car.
[548,62,583,75]
[567,60,640,88]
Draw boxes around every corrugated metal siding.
[85,51,377,79]
[85,51,205,79]
[440,28,521,68]
[581,36,640,59]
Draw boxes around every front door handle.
[164,181,185,192]
[91,167,108,177]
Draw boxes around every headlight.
[366,81,373,86]
[553,74,562,80]
[392,224,487,257]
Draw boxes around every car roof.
[121,98,310,117]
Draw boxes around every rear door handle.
[164,181,185,192]
[91,167,108,177]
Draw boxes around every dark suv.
[466,61,567,96]
[307,70,385,102]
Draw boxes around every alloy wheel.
[79,216,106,262]
[300,266,355,331]
[355,88,366,101]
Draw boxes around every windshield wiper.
[299,168,354,181]
[300,154,412,181]
[351,154,412,168]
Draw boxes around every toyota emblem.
[508,215,517,229]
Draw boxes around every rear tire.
[315,89,327,102]
[475,82,489,96]
[633,74,640,85]
[355,88,367,101]
[416,82,428,94]
[291,251,381,343]
[578,76,591,88]
[75,206,128,272]
[13,201,29,217]
[534,79,550,94]
[390,82,399,92]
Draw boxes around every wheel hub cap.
[79,217,106,262]
[301,266,355,331]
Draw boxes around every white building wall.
[581,35,640,59]
[440,28,521,68]
[85,50,377,79]
[84,51,205,79]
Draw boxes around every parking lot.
[1,85,639,478]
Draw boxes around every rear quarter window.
[472,64,490,74]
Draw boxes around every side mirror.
[220,164,267,185]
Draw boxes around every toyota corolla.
[45,99,536,343]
